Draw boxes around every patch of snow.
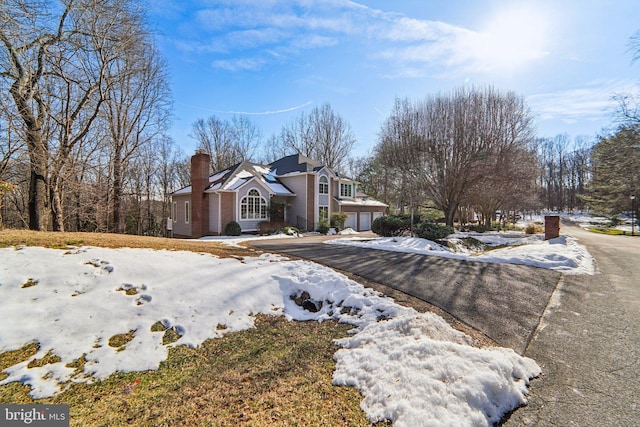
[0,246,539,425]
[195,233,296,247]
[326,234,595,274]
[339,228,359,235]
[253,164,271,175]
[333,311,540,426]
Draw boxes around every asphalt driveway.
[250,236,562,355]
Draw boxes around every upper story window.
[340,183,353,198]
[319,176,329,194]
[241,189,267,220]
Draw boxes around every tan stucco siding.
[306,174,315,231]
[208,192,220,234]
[277,174,309,230]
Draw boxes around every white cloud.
[527,80,638,123]
[171,1,554,77]
[212,57,266,71]
[371,5,551,77]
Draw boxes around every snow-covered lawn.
[326,232,595,275]
[0,245,539,426]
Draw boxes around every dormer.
[337,180,356,200]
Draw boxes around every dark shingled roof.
[268,154,323,175]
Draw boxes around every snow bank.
[327,233,595,274]
[333,311,540,427]
[0,246,539,425]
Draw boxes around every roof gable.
[205,161,295,196]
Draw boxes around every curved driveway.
[251,235,562,355]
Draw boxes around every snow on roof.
[210,169,230,182]
[224,170,254,190]
[265,181,295,195]
[172,186,191,195]
[337,197,388,207]
[253,164,271,175]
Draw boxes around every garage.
[359,212,371,231]
[345,212,357,230]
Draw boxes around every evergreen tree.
[587,126,640,215]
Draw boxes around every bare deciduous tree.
[375,87,536,227]
[269,103,356,171]
[191,114,261,172]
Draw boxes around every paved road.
[251,235,562,355]
[504,223,640,426]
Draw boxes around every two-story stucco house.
[170,152,387,238]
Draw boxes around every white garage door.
[345,212,357,229]
[373,212,384,222]
[359,212,371,231]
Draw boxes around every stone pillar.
[190,152,210,238]
[544,215,560,240]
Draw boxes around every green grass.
[589,227,628,235]
[0,316,373,426]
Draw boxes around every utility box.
[544,215,560,240]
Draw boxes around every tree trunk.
[112,151,123,233]
[28,143,48,231]
[50,175,65,232]
[445,204,457,228]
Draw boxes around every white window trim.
[319,175,329,195]
[184,201,190,224]
[340,183,353,198]
[172,202,177,222]
[240,188,268,220]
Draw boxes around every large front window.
[241,189,267,220]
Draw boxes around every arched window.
[240,189,267,220]
[319,176,329,194]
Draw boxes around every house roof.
[268,154,323,175]
[172,154,370,200]
[172,161,295,197]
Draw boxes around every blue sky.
[148,0,640,157]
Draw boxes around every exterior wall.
[208,192,220,235]
[306,174,315,231]
[172,194,191,237]
[220,192,235,234]
[278,174,309,230]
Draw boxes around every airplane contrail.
[178,101,313,116]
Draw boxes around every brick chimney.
[190,152,210,238]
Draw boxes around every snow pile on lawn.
[333,312,540,426]
[196,232,296,248]
[0,246,539,425]
[326,233,595,274]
